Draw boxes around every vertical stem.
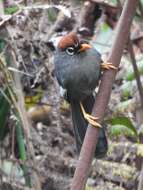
[0,0,4,16]
[24,0,27,6]
[138,1,143,18]
[128,40,143,108]
[15,120,31,187]
[138,163,143,190]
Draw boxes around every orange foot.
[101,62,117,70]
[80,102,101,128]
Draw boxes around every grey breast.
[54,48,102,99]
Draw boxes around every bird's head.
[57,32,92,56]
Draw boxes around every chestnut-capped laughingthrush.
[54,32,116,158]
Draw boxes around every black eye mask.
[46,41,56,51]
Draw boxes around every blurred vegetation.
[0,0,143,190]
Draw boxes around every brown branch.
[71,0,138,190]
[128,40,143,108]
[77,1,102,37]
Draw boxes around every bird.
[53,32,116,158]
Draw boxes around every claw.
[101,62,117,70]
[80,102,101,128]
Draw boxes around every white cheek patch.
[60,86,66,96]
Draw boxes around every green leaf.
[120,80,139,99]
[109,124,136,138]
[5,6,19,15]
[125,58,143,81]
[107,116,138,137]
[15,118,31,187]
[25,89,43,110]
[0,88,10,140]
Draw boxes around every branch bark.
[71,0,138,190]
[77,1,102,37]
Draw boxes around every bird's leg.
[101,62,117,70]
[80,102,101,128]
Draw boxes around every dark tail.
[70,94,108,158]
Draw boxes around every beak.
[79,43,92,52]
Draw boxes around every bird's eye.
[66,47,75,55]
[74,41,79,47]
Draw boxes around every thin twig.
[138,1,143,18]
[71,0,138,190]
[138,163,143,190]
[0,0,4,16]
[11,50,42,190]
[11,124,16,158]
[5,26,42,190]
[128,39,143,108]
[0,9,22,27]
